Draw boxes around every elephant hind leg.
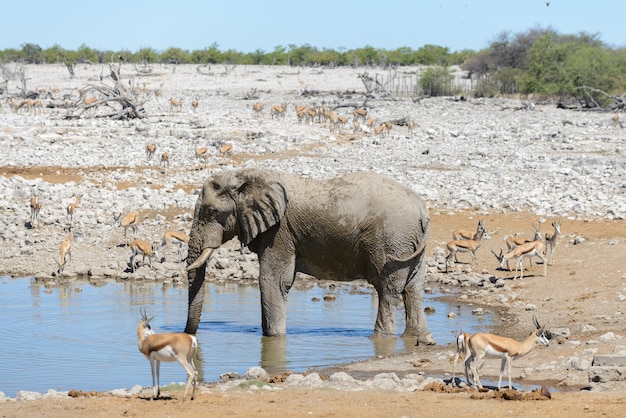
[402,279,434,344]
[373,289,398,338]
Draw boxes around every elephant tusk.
[186,248,215,271]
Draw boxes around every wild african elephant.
[185,168,433,344]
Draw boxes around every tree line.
[1,27,625,107]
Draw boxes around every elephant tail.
[386,218,430,263]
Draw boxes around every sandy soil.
[2,64,626,417]
[3,388,626,418]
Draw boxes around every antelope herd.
[252,101,415,139]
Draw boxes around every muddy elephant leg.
[257,244,296,337]
[401,254,435,345]
[373,284,398,338]
[402,279,434,344]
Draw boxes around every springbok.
[66,193,82,230]
[160,230,190,261]
[502,224,543,270]
[114,211,140,242]
[169,98,183,113]
[30,190,43,228]
[492,237,547,280]
[452,332,473,386]
[137,308,198,401]
[464,316,549,390]
[445,220,488,271]
[56,234,73,275]
[146,143,157,161]
[129,239,160,273]
[160,151,170,169]
[544,221,561,265]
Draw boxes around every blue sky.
[2,1,624,53]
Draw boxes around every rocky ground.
[1,64,626,416]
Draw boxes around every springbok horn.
[186,248,214,271]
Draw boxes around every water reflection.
[0,276,493,397]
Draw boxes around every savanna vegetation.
[1,26,625,107]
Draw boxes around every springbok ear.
[233,172,288,246]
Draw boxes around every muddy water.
[0,276,493,397]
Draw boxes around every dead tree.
[357,72,396,101]
[67,63,147,119]
[576,85,626,111]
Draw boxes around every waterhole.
[0,276,493,397]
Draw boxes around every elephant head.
[184,169,288,334]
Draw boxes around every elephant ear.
[233,171,288,246]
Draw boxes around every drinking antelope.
[114,211,140,241]
[129,239,160,273]
[464,316,549,390]
[492,237,547,280]
[137,308,198,401]
[66,193,82,230]
[56,234,73,275]
[445,220,488,271]
[29,190,43,228]
[160,230,190,261]
[544,221,561,265]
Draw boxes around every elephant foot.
[415,332,436,346]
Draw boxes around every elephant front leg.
[257,251,296,337]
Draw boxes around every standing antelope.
[492,237,547,280]
[453,219,491,241]
[56,234,73,275]
[464,316,549,390]
[544,221,561,265]
[66,193,82,230]
[270,102,287,120]
[160,151,170,169]
[406,120,416,137]
[129,239,160,273]
[191,98,199,112]
[353,107,367,123]
[503,224,543,270]
[160,230,190,261]
[452,332,473,386]
[114,211,140,241]
[252,102,263,118]
[30,190,43,228]
[219,143,233,157]
[146,143,157,161]
[195,147,210,167]
[169,98,183,113]
[137,308,198,401]
[445,220,488,271]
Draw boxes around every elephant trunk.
[184,247,215,334]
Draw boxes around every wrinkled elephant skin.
[185,168,433,344]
